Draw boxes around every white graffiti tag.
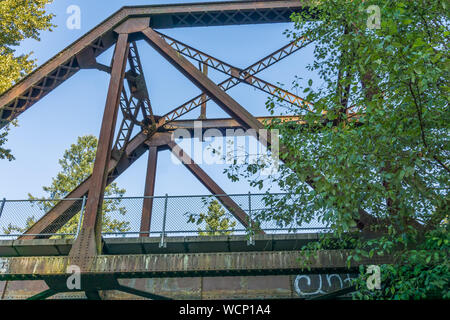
[294,274,326,296]
[294,274,356,296]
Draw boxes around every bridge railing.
[0,193,330,240]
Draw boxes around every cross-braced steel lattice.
[0,1,375,300]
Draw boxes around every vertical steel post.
[69,32,129,262]
[159,194,168,248]
[0,198,6,220]
[247,192,255,246]
[75,196,87,238]
[140,147,158,237]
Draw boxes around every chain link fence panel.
[0,193,330,239]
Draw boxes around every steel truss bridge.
[0,1,385,300]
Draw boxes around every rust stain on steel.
[0,280,48,300]
[70,32,130,261]
[163,116,309,131]
[0,280,87,300]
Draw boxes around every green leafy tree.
[225,0,449,299]
[3,135,130,236]
[0,0,54,160]
[187,199,237,236]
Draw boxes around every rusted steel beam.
[114,41,154,154]
[144,28,379,233]
[70,34,130,260]
[142,28,266,139]
[114,62,151,150]
[145,132,172,148]
[114,89,139,153]
[0,1,305,129]
[157,37,310,126]
[0,250,392,280]
[19,181,92,240]
[0,25,118,129]
[127,41,155,122]
[163,115,308,131]
[140,147,158,237]
[162,115,361,133]
[114,42,155,153]
[166,140,262,232]
[143,1,305,29]
[141,27,378,232]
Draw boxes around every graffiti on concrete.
[294,273,357,297]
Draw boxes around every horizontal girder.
[0,249,392,280]
[163,114,361,133]
[1,234,323,257]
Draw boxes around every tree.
[225,0,449,299]
[186,199,237,236]
[3,135,130,237]
[0,121,16,161]
[0,0,55,160]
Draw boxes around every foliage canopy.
[0,0,55,161]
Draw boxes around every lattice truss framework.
[0,2,374,263]
[0,5,315,242]
[24,29,312,239]
[0,2,382,301]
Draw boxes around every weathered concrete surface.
[0,250,390,280]
[0,234,377,299]
[0,274,357,300]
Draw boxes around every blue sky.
[0,0,319,200]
